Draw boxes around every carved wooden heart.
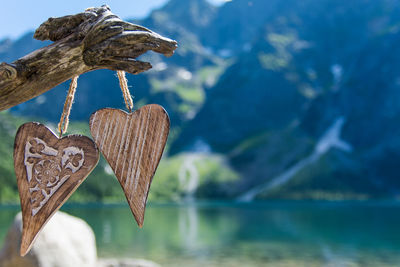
[14,122,99,256]
[89,104,170,227]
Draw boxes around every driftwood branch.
[0,5,177,111]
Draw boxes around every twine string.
[117,70,134,112]
[58,76,78,137]
[57,71,132,138]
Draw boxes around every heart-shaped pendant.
[89,104,170,227]
[14,122,99,256]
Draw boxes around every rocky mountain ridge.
[1,0,400,200]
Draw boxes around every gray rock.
[0,211,97,267]
[0,211,160,267]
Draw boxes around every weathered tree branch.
[0,5,177,111]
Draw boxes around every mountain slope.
[2,0,400,200]
[172,0,400,199]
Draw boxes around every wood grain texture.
[14,122,99,256]
[89,104,170,227]
[0,5,177,111]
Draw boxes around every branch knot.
[0,63,17,81]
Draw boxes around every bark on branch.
[0,5,177,111]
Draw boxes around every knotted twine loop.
[58,76,78,137]
[117,70,134,112]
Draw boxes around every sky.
[0,0,228,40]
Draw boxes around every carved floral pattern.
[24,138,85,216]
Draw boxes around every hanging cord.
[117,70,134,112]
[58,76,78,137]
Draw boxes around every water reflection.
[1,201,400,266]
[179,205,198,251]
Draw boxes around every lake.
[1,201,400,266]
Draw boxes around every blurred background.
[1,0,400,266]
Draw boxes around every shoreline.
[1,199,400,210]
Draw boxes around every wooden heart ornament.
[89,104,170,227]
[14,122,99,256]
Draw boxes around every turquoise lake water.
[1,201,400,266]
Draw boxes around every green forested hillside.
[0,112,25,202]
[0,112,239,203]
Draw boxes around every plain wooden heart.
[89,104,170,227]
[14,122,99,256]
